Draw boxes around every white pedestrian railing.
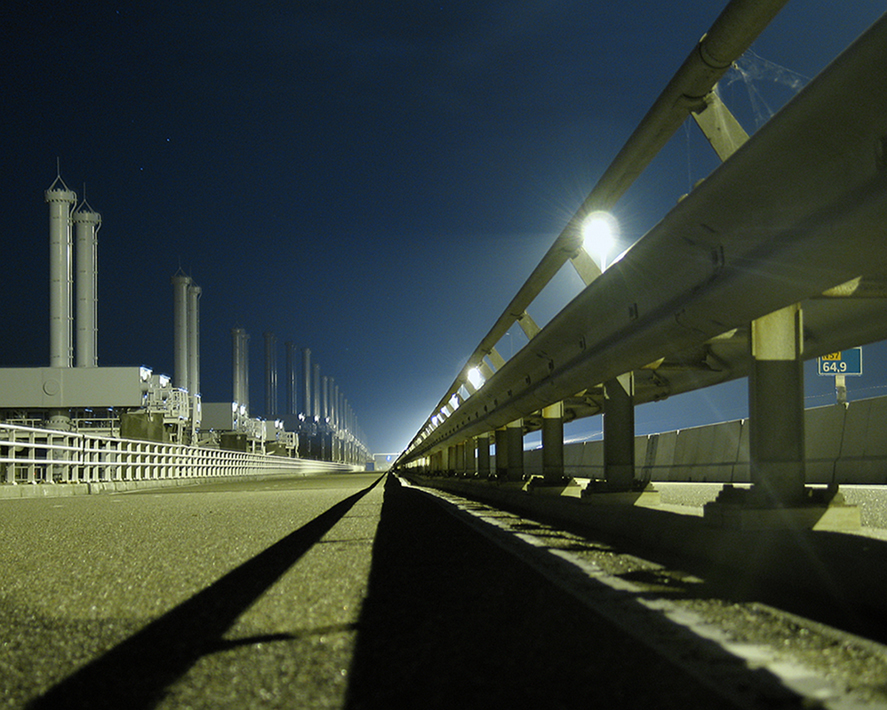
[0,422,351,485]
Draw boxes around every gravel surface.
[414,480,887,709]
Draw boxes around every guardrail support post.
[507,419,524,480]
[542,402,565,482]
[749,303,806,505]
[477,433,491,478]
[455,441,466,476]
[603,373,635,490]
[495,427,508,479]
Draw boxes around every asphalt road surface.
[2,473,886,708]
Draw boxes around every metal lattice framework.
[0,422,354,486]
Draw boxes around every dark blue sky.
[2,2,885,453]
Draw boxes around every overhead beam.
[691,90,750,160]
[406,13,887,462]
[400,0,790,462]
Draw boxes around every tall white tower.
[171,272,192,392]
[264,332,277,419]
[45,177,76,369]
[232,328,249,414]
[187,283,201,396]
[285,341,297,416]
[73,200,101,367]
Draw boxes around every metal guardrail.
[398,2,887,469]
[0,422,350,486]
[398,0,791,466]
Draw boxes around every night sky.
[3,2,886,454]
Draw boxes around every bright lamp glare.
[582,211,618,270]
[467,367,485,390]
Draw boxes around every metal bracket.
[691,89,749,162]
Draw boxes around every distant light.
[467,367,485,390]
[449,394,460,411]
[582,211,618,271]
[139,366,152,382]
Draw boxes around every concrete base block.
[0,483,92,499]
[526,476,582,497]
[580,484,661,507]
[0,484,25,499]
[498,481,530,494]
[0,472,306,499]
[703,501,861,530]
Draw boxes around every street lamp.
[582,211,618,271]
[467,367,485,390]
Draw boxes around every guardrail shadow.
[342,476,784,708]
[29,474,383,709]
[413,476,887,644]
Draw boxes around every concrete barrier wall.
[555,396,887,485]
[805,404,846,484]
[481,396,886,484]
[524,447,542,475]
[521,441,604,477]
[834,397,887,484]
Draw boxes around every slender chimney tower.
[232,328,249,414]
[171,272,191,391]
[187,283,201,395]
[322,376,330,424]
[285,341,297,416]
[264,332,278,419]
[73,199,100,368]
[313,363,321,423]
[46,176,76,368]
[300,347,312,420]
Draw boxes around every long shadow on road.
[344,477,740,709]
[30,474,383,710]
